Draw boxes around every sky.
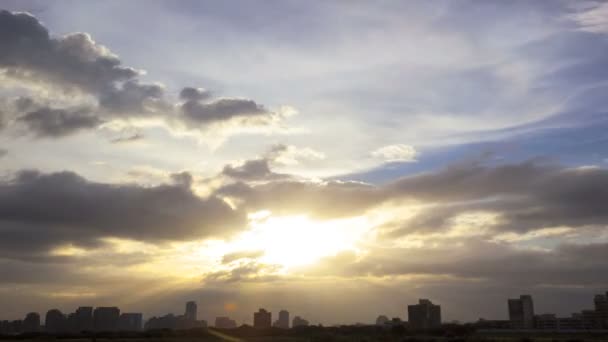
[1,0,608,325]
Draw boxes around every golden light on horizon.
[224,302,238,312]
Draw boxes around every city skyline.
[2,291,607,332]
[1,0,608,325]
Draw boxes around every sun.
[225,212,369,268]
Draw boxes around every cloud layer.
[0,170,245,259]
[1,1,608,325]
[0,10,289,140]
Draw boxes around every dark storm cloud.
[0,169,246,257]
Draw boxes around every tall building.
[23,312,41,333]
[273,310,289,329]
[508,295,534,329]
[253,308,271,329]
[65,313,77,333]
[185,301,197,321]
[594,292,608,328]
[292,316,309,327]
[75,306,94,332]
[215,317,237,329]
[45,309,66,333]
[118,313,143,331]
[93,307,120,332]
[408,299,441,330]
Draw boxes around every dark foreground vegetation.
[1,325,608,342]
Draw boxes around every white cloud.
[371,144,417,163]
[570,1,608,34]
[267,144,326,166]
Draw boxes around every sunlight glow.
[225,213,369,268]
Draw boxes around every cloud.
[266,144,326,166]
[217,179,381,218]
[570,1,608,34]
[371,144,417,162]
[0,10,160,136]
[17,106,102,137]
[217,159,608,234]
[0,11,141,98]
[218,144,325,183]
[109,131,143,144]
[202,261,282,284]
[384,162,608,234]
[170,171,194,188]
[0,10,292,140]
[179,87,211,101]
[98,80,166,115]
[221,159,289,181]
[300,238,608,288]
[179,97,276,127]
[221,250,265,264]
[0,169,246,258]
[0,160,606,323]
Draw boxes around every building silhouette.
[0,320,23,335]
[473,318,511,329]
[215,316,237,329]
[253,308,271,328]
[45,309,66,333]
[408,299,441,330]
[144,302,206,330]
[376,315,389,326]
[508,295,534,329]
[22,313,40,333]
[75,306,94,332]
[292,316,309,327]
[118,313,143,331]
[0,306,143,335]
[4,290,608,335]
[185,301,197,321]
[93,307,120,332]
[532,291,608,331]
[273,310,289,329]
[595,291,608,328]
[145,314,178,330]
